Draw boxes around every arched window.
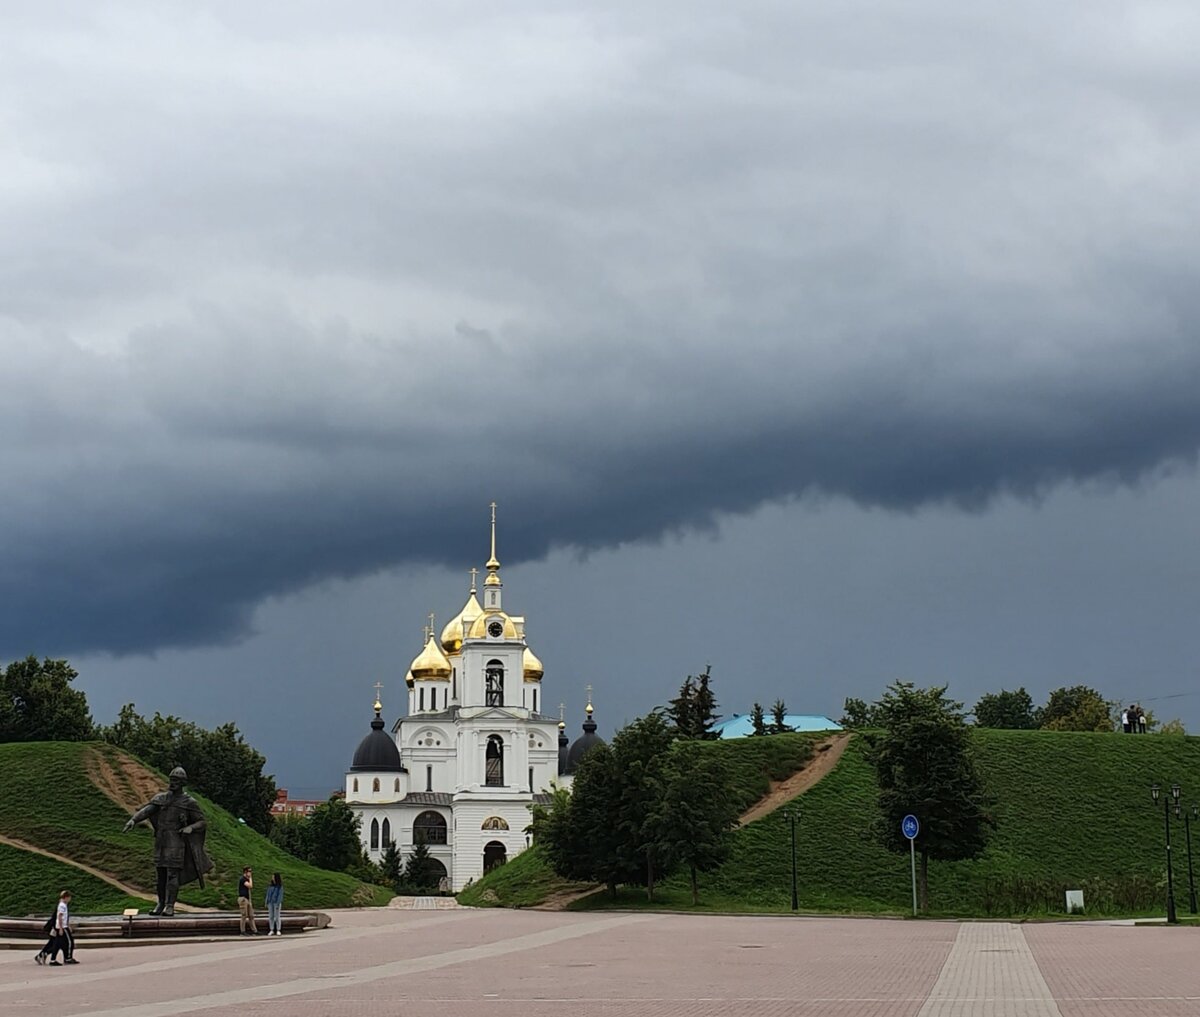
[381,817,391,847]
[419,687,425,710]
[486,734,504,786]
[394,778,401,793]
[370,817,379,850]
[413,810,448,845]
[352,778,359,793]
[481,816,509,831]
[485,660,504,706]
[372,778,380,793]
[533,688,538,713]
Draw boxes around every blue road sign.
[902,814,919,840]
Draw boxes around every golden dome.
[523,646,544,683]
[409,634,452,682]
[467,610,519,640]
[441,592,483,655]
[404,670,415,687]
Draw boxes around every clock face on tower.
[487,620,504,639]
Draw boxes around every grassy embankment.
[465,729,1200,918]
[458,732,818,908]
[0,741,391,914]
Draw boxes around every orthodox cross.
[469,567,478,592]
[585,683,593,708]
[427,612,436,637]
[558,703,566,723]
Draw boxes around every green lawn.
[460,729,1200,918]
[0,742,391,913]
[0,842,148,916]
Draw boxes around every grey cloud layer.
[2,2,1198,655]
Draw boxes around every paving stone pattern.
[2,908,1198,1016]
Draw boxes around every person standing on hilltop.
[121,766,212,917]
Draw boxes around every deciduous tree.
[0,657,95,743]
[307,797,362,872]
[1037,685,1113,732]
[867,681,992,910]
[973,687,1036,729]
[657,740,738,904]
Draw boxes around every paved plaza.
[2,907,1198,1016]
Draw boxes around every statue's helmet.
[169,766,188,782]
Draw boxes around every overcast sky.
[3,3,1199,794]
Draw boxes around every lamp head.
[1172,783,1182,802]
[1152,783,1161,802]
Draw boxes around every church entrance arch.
[483,840,507,873]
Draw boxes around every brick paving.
[1,908,1197,1016]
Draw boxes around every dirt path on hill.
[738,733,851,825]
[0,746,211,912]
[0,832,206,912]
[83,746,164,813]
[530,885,603,910]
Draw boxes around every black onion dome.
[564,710,604,775]
[351,714,404,772]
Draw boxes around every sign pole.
[901,814,920,915]
[910,837,917,915]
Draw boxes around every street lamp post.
[1183,804,1199,915]
[783,808,798,911]
[1150,783,1180,925]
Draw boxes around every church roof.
[351,710,405,772]
[711,714,843,738]
[564,705,604,774]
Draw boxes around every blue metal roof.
[711,713,842,738]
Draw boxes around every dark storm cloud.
[2,2,1199,656]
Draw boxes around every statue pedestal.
[0,911,330,940]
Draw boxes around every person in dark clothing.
[238,866,258,935]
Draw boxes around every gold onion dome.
[404,669,415,688]
[410,633,452,682]
[523,646,544,683]
[467,610,519,640]
[441,591,483,655]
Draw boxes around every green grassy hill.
[0,741,391,914]
[0,842,148,916]
[464,729,1200,918]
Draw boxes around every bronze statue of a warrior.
[122,766,213,916]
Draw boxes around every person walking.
[237,866,258,936]
[265,873,283,936]
[35,891,76,966]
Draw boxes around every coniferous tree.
[693,666,719,740]
[380,840,403,889]
[769,699,793,734]
[403,841,437,889]
[667,676,697,737]
[750,702,767,736]
[867,682,992,909]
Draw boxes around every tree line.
[842,683,1186,735]
[0,656,277,832]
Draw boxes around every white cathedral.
[344,507,602,890]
